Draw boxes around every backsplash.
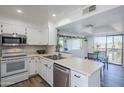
[26,45,46,54]
[46,45,56,53]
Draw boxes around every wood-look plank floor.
[9,64,124,87]
[101,64,124,87]
[9,75,50,87]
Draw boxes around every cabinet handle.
[1,25,3,28]
[44,64,47,67]
[47,65,51,69]
[25,28,27,31]
[74,74,81,78]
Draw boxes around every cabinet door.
[13,25,26,35]
[41,59,47,80]
[38,61,42,76]
[27,28,42,45]
[2,23,14,34]
[2,23,25,34]
[35,58,53,86]
[71,70,88,87]
[34,57,39,74]
[48,22,56,45]
[0,23,3,34]
[38,58,43,76]
[29,58,36,76]
[46,61,53,86]
[40,28,49,45]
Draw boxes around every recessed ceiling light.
[17,9,23,14]
[52,14,56,17]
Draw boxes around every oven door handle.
[1,59,26,63]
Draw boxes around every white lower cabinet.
[38,58,53,86]
[28,57,37,76]
[45,60,53,86]
[37,58,42,76]
[29,57,53,86]
[70,70,88,87]
[28,57,100,87]
[70,70,100,87]
[41,60,47,80]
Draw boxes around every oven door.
[1,58,29,77]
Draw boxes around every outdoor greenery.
[94,35,122,65]
[58,34,88,42]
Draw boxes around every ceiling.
[58,6,124,36]
[0,5,83,26]
[0,5,123,36]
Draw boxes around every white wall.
[82,40,88,58]
[87,36,94,53]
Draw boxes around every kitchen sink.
[43,55,66,60]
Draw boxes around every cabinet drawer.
[71,70,88,87]
[44,60,53,69]
[1,72,29,87]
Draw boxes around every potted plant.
[94,44,101,55]
[56,43,62,57]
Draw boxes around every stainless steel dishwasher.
[54,63,70,87]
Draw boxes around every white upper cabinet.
[0,21,57,45]
[0,22,2,34]
[27,27,42,45]
[1,22,26,35]
[48,22,57,45]
[40,27,49,45]
[26,22,57,45]
[40,22,57,45]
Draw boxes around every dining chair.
[87,53,98,60]
[97,51,108,70]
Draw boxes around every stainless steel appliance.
[1,33,26,46]
[1,47,29,86]
[54,63,70,87]
[0,34,1,87]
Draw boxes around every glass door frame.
[106,34,123,66]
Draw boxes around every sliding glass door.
[94,35,123,65]
[107,35,123,65]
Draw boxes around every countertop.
[55,58,103,76]
[27,53,103,76]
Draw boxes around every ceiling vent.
[82,5,96,15]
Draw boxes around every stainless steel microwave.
[1,33,27,46]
